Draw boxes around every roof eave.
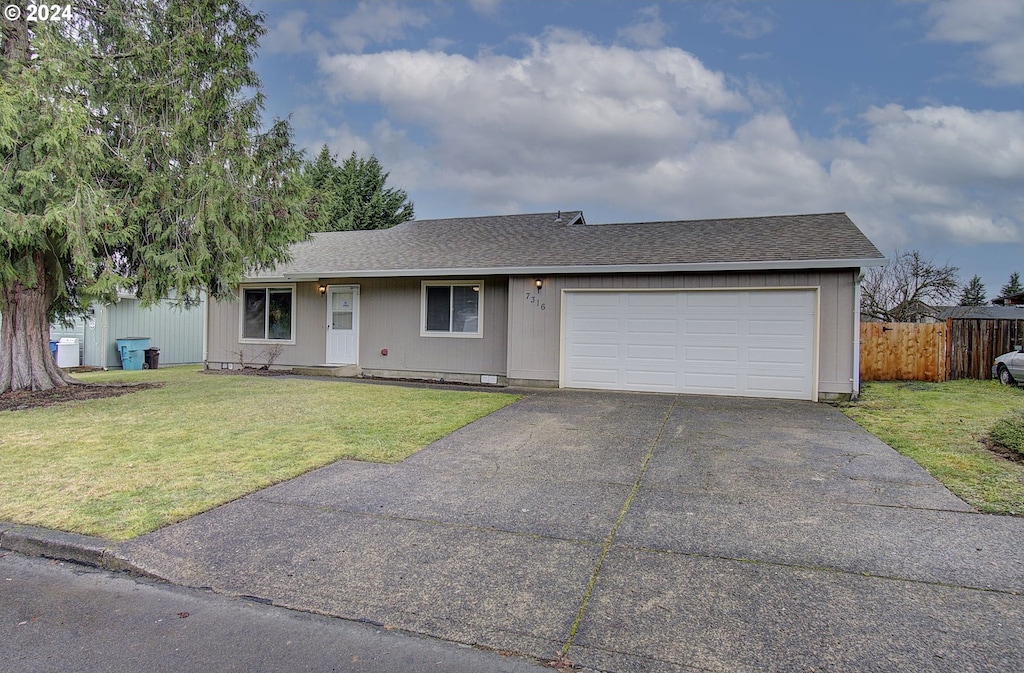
[248,257,886,282]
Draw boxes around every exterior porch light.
[535,278,544,290]
[317,282,327,296]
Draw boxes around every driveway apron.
[120,391,1024,672]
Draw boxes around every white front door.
[326,285,359,364]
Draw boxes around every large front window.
[242,287,294,341]
[422,282,481,336]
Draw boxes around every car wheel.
[998,365,1016,386]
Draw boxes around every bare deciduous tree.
[860,250,960,322]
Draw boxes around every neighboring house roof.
[936,305,1024,320]
[251,211,885,280]
[992,291,1024,306]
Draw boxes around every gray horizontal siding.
[207,277,509,377]
[207,283,323,368]
[357,276,508,376]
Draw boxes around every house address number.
[525,293,545,310]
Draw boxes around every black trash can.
[144,347,160,370]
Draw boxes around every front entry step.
[292,365,363,378]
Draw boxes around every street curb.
[0,523,157,578]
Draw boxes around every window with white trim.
[421,281,482,336]
[241,287,294,341]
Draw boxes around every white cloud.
[330,1,429,53]
[701,3,774,40]
[911,212,1023,244]
[310,28,1022,256]
[262,10,316,54]
[925,0,1023,43]
[261,3,430,56]
[924,0,1024,85]
[827,104,1024,250]
[849,105,1024,186]
[618,5,670,48]
[319,29,747,178]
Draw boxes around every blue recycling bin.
[116,337,151,370]
[49,340,58,361]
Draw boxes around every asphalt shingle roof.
[253,211,884,279]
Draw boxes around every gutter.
[254,257,887,283]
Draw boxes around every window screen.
[425,285,451,331]
[242,287,293,340]
[243,289,267,339]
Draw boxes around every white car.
[994,346,1024,385]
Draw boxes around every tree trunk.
[1,13,73,392]
[0,251,78,392]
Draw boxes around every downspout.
[202,289,209,370]
[100,304,109,369]
[852,268,865,400]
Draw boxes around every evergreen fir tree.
[302,147,414,232]
[0,1,307,391]
[958,275,987,306]
[1000,272,1022,298]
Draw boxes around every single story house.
[205,211,885,401]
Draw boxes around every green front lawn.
[0,367,518,540]
[842,380,1024,515]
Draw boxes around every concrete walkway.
[115,391,1024,672]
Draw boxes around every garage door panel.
[627,318,678,335]
[683,371,740,391]
[625,370,676,387]
[571,343,620,359]
[684,346,739,364]
[748,318,813,336]
[626,344,676,360]
[686,292,740,308]
[573,293,622,308]
[571,317,620,334]
[627,293,678,308]
[746,373,810,394]
[748,347,807,365]
[571,368,620,385]
[752,291,815,307]
[564,289,816,400]
[685,319,739,335]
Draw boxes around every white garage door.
[562,289,817,400]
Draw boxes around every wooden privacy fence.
[860,322,948,382]
[948,319,1024,380]
[861,318,1024,382]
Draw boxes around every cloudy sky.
[251,0,1023,300]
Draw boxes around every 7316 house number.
[525,293,546,310]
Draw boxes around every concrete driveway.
[120,391,1024,672]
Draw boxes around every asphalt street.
[0,553,546,673]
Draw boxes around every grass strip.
[841,380,1024,516]
[0,367,517,540]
